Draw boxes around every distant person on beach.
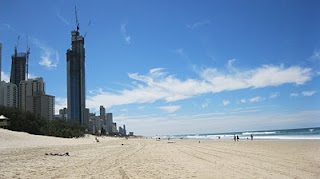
[234,135,236,141]
[45,152,69,156]
[237,135,239,141]
[251,134,253,141]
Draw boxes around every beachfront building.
[106,113,113,134]
[84,108,90,130]
[66,28,86,125]
[0,81,18,108]
[0,43,2,82]
[19,78,55,120]
[59,108,68,120]
[118,125,126,136]
[112,122,118,133]
[123,125,126,136]
[19,78,45,110]
[119,126,123,135]
[26,93,55,121]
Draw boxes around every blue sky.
[1,0,320,136]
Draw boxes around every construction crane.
[75,6,79,32]
[84,20,91,38]
[26,35,30,80]
[14,36,20,56]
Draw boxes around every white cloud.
[290,93,299,97]
[240,99,246,103]
[158,105,181,113]
[270,92,280,99]
[55,97,67,114]
[302,91,316,97]
[187,20,211,30]
[121,23,131,44]
[200,65,311,91]
[222,100,230,106]
[31,38,59,69]
[249,96,263,103]
[87,64,312,111]
[1,71,10,82]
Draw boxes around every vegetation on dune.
[0,106,85,138]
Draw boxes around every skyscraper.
[0,43,2,82]
[10,49,26,87]
[66,29,86,125]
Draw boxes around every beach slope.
[0,129,319,178]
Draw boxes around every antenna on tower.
[26,35,30,80]
[75,6,79,32]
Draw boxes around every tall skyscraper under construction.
[10,48,27,87]
[66,8,86,125]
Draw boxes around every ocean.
[159,127,320,140]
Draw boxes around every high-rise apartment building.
[10,50,26,87]
[0,43,2,82]
[0,81,18,108]
[19,78,54,120]
[106,113,113,133]
[66,29,86,125]
[19,77,45,110]
[26,93,55,120]
[59,107,68,120]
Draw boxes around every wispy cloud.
[290,93,299,97]
[174,48,189,59]
[87,64,311,111]
[0,23,17,32]
[310,49,320,61]
[302,91,316,96]
[158,105,181,113]
[1,71,10,82]
[121,23,131,44]
[56,12,70,26]
[31,38,59,69]
[249,96,263,103]
[269,92,280,99]
[240,99,246,103]
[187,20,211,30]
[222,100,230,106]
[201,99,210,108]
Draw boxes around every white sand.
[0,128,319,179]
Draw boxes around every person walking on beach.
[251,134,253,141]
[234,135,236,141]
[237,135,239,141]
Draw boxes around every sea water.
[158,127,320,140]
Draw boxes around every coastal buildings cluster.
[0,9,133,136]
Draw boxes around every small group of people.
[234,134,254,141]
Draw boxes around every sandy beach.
[0,128,319,179]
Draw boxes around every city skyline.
[1,0,320,136]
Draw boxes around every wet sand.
[0,128,319,178]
